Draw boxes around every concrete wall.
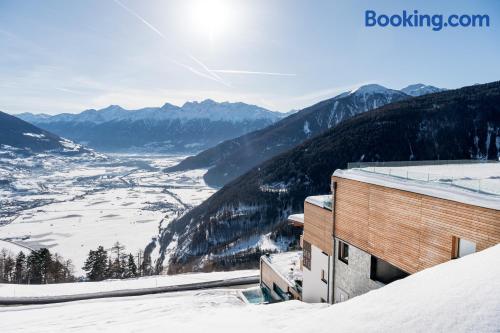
[333,238,383,303]
[302,244,333,303]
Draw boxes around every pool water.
[241,287,274,304]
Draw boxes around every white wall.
[302,244,332,303]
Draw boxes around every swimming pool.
[241,287,274,304]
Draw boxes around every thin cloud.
[55,87,85,95]
[209,69,296,77]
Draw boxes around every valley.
[0,152,216,276]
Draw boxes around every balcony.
[260,251,303,301]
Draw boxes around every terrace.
[347,160,500,196]
[338,161,500,210]
[260,251,303,301]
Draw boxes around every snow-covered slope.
[0,111,91,156]
[159,81,499,273]
[0,245,498,333]
[168,84,410,186]
[401,83,446,97]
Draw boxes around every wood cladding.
[332,176,500,274]
[303,202,333,255]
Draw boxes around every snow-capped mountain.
[401,83,446,97]
[0,110,91,156]
[20,99,281,124]
[17,100,283,153]
[168,84,410,186]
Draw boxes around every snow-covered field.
[0,153,216,276]
[0,245,498,333]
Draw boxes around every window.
[338,241,349,264]
[370,256,409,284]
[453,237,476,258]
[303,241,311,270]
[273,283,289,301]
[321,269,327,284]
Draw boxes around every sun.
[189,0,233,43]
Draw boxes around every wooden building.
[298,162,500,304]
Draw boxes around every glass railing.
[346,160,500,196]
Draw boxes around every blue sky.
[1,0,499,114]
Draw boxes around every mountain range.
[167,84,444,186]
[17,100,284,153]
[153,81,500,274]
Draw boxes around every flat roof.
[288,213,304,226]
[333,163,500,210]
[263,251,302,286]
[305,195,332,210]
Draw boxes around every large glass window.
[370,256,409,284]
[454,237,476,258]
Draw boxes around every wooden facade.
[303,201,333,255]
[332,176,500,274]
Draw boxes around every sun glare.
[190,0,233,42]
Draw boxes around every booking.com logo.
[365,10,490,31]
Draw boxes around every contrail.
[113,0,166,39]
[187,54,231,87]
[171,60,230,87]
[112,0,295,85]
[209,69,296,77]
[112,0,227,85]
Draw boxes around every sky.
[0,0,499,115]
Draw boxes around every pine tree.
[0,249,7,283]
[27,248,52,284]
[123,253,137,278]
[4,255,15,282]
[14,251,26,283]
[82,246,108,281]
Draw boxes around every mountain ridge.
[17,99,283,124]
[167,84,412,186]
[0,111,91,156]
[17,100,284,153]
